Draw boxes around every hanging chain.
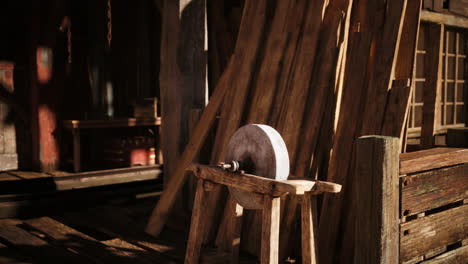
[67,22,72,64]
[107,0,112,48]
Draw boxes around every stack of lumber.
[148,0,422,262]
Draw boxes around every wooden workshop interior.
[0,0,467,263]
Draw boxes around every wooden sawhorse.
[184,164,341,264]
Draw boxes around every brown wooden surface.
[190,164,341,196]
[301,193,317,264]
[401,164,468,216]
[400,204,468,262]
[449,0,468,17]
[201,0,272,244]
[146,46,229,236]
[421,23,443,148]
[184,179,208,264]
[382,0,422,140]
[422,244,468,264]
[447,128,468,147]
[260,195,281,264]
[421,10,468,28]
[159,0,207,186]
[399,148,468,175]
[354,136,400,264]
[319,0,408,262]
[24,217,153,264]
[0,219,88,263]
[63,117,161,129]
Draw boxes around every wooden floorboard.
[0,194,259,263]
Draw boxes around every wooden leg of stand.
[301,193,317,264]
[185,179,207,264]
[230,203,244,264]
[261,195,281,264]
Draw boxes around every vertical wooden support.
[185,179,208,264]
[354,136,399,264]
[261,195,281,264]
[421,23,443,149]
[301,193,317,264]
[159,0,207,185]
[230,203,244,264]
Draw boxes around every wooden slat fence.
[354,136,468,264]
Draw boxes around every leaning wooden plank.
[382,0,422,140]
[159,0,207,183]
[247,0,307,125]
[198,0,272,243]
[421,23,443,148]
[399,148,468,175]
[401,164,468,216]
[24,217,153,264]
[354,136,400,264]
[146,56,230,236]
[318,0,407,262]
[0,219,88,263]
[400,204,468,262]
[421,244,468,264]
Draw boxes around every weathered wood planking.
[0,242,33,264]
[401,164,468,216]
[421,23,443,149]
[449,0,468,17]
[447,128,468,147]
[354,136,400,264]
[159,0,207,184]
[195,0,272,243]
[399,148,468,175]
[421,244,468,264]
[24,217,153,264]
[382,0,422,141]
[319,0,408,262]
[0,219,88,263]
[400,205,468,262]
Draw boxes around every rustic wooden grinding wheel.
[185,124,342,264]
[225,124,290,209]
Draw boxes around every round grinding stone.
[225,124,289,209]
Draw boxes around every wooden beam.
[353,136,400,264]
[421,10,468,28]
[147,0,269,237]
[260,195,281,264]
[421,23,443,148]
[184,179,208,264]
[189,164,341,196]
[401,164,468,216]
[159,0,207,185]
[399,147,468,174]
[400,205,468,262]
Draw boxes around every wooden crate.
[354,137,468,264]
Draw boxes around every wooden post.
[159,0,207,185]
[301,193,317,264]
[184,179,208,264]
[261,195,281,264]
[421,23,443,149]
[354,136,399,264]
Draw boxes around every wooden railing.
[354,136,468,264]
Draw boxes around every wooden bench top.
[188,164,341,196]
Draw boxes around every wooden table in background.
[63,117,162,172]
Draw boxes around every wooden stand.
[184,164,341,264]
